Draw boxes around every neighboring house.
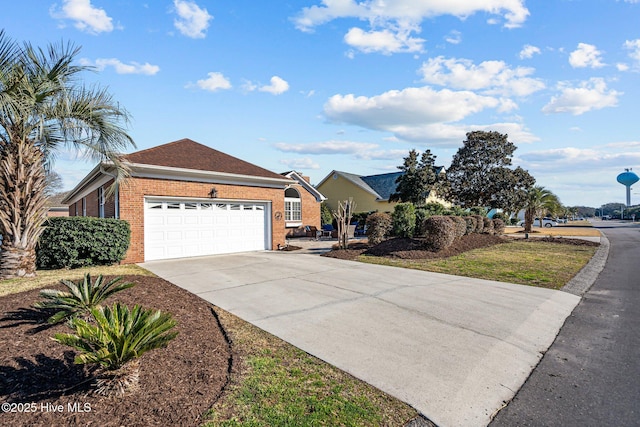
[46,192,69,217]
[316,170,449,214]
[62,138,323,263]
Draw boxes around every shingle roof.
[329,168,444,201]
[361,172,403,200]
[123,138,284,180]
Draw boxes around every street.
[491,221,640,426]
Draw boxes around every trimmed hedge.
[37,217,131,269]
[492,218,506,234]
[450,216,467,238]
[482,217,494,235]
[392,203,416,238]
[421,215,456,251]
[463,216,477,235]
[472,215,485,234]
[366,212,393,245]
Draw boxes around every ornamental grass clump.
[34,274,135,324]
[421,215,456,251]
[54,302,178,397]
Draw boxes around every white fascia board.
[129,163,293,188]
[61,163,111,205]
[285,171,327,202]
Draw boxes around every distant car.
[556,217,568,224]
[602,215,611,220]
[517,217,558,228]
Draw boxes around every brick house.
[62,138,325,263]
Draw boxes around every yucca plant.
[54,302,178,396]
[34,274,135,324]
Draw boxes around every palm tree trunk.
[0,140,48,279]
[524,208,534,233]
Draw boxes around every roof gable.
[123,138,284,180]
[319,167,445,202]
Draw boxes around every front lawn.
[358,238,597,290]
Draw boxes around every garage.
[144,198,270,261]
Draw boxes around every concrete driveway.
[142,251,580,427]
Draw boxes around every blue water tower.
[617,168,639,207]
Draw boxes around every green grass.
[358,240,597,289]
[0,264,155,297]
[204,308,418,427]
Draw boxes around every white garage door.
[144,199,270,261]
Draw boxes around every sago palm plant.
[54,302,178,397]
[34,274,135,324]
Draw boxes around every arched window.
[284,187,301,224]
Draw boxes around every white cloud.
[81,58,160,75]
[293,0,530,31]
[293,0,528,55]
[259,76,290,95]
[519,147,640,171]
[274,140,379,155]
[325,86,500,130]
[279,157,321,170]
[173,0,213,39]
[519,44,541,59]
[623,39,640,70]
[445,30,462,45]
[542,78,621,115]
[569,43,605,68]
[419,56,545,97]
[344,25,425,54]
[50,0,114,34]
[188,72,232,92]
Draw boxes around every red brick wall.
[118,177,288,263]
[285,183,321,237]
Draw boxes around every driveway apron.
[142,251,579,427]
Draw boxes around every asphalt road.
[491,220,640,426]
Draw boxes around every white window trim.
[82,197,86,216]
[98,186,105,218]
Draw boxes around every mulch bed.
[322,234,598,261]
[0,275,231,427]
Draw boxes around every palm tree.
[0,31,135,279]
[523,186,560,232]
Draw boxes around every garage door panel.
[145,200,269,261]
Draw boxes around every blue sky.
[3,0,640,208]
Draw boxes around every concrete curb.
[561,231,610,296]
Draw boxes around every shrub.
[54,302,178,397]
[37,217,131,269]
[472,215,485,233]
[492,212,509,222]
[463,216,477,235]
[492,218,506,234]
[320,202,333,226]
[449,216,467,238]
[421,215,456,251]
[482,217,495,234]
[443,206,468,217]
[34,274,136,324]
[392,203,416,238]
[366,212,393,245]
[469,206,488,216]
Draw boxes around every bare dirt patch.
[0,275,231,427]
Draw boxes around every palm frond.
[33,273,135,324]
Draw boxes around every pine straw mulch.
[0,275,231,427]
[322,233,599,261]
